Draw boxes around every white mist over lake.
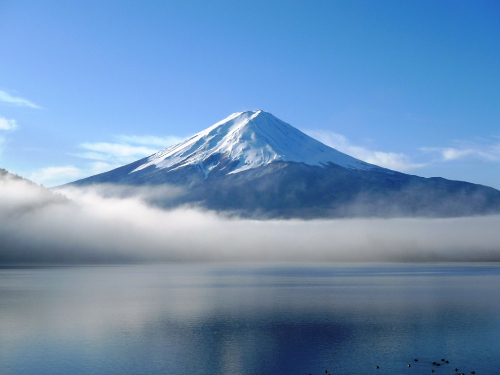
[0,175,500,264]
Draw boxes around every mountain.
[67,110,500,218]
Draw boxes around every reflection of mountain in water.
[1,264,499,374]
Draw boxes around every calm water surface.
[1,263,500,375]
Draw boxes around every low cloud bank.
[1,174,500,264]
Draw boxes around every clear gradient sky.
[0,0,499,188]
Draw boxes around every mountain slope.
[67,111,500,218]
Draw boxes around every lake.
[1,263,500,375]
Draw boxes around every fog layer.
[1,174,500,264]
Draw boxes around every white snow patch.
[132,110,378,176]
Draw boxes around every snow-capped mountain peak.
[132,110,374,177]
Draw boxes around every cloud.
[78,142,158,164]
[1,174,500,264]
[306,130,426,172]
[0,90,41,109]
[30,165,83,186]
[116,135,185,148]
[29,162,119,187]
[422,141,500,163]
[0,117,18,131]
[441,148,476,161]
[76,134,184,165]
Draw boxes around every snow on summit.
[132,110,375,177]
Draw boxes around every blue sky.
[0,0,499,188]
